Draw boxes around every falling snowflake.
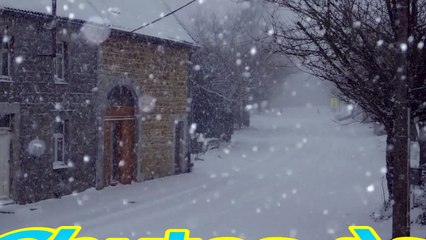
[189,123,197,135]
[15,56,24,64]
[81,16,111,44]
[366,184,375,193]
[138,95,157,113]
[250,47,257,56]
[83,155,91,163]
[400,43,408,52]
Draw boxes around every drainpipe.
[51,0,57,59]
[187,49,195,173]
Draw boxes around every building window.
[0,114,13,130]
[54,42,66,82]
[53,120,68,164]
[0,36,11,80]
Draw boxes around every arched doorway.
[103,86,136,186]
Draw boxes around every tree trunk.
[419,122,426,167]
[392,0,411,237]
[386,132,395,201]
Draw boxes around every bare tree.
[266,0,426,236]
[190,6,290,136]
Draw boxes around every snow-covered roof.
[0,0,195,45]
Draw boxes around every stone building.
[0,1,194,204]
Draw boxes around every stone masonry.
[0,8,193,204]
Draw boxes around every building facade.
[96,32,191,187]
[0,4,193,204]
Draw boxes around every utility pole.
[392,0,411,237]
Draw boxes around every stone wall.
[98,33,191,181]
[0,9,192,203]
[0,11,98,203]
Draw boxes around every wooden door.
[103,121,113,186]
[104,107,136,186]
[105,86,136,186]
[111,121,122,184]
[119,120,135,184]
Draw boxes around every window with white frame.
[54,42,66,82]
[54,120,68,164]
[0,36,11,80]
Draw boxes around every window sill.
[54,77,68,85]
[54,81,68,85]
[53,161,70,170]
[0,76,12,83]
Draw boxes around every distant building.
[0,0,194,204]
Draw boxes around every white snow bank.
[1,107,425,239]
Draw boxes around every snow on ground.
[1,107,425,239]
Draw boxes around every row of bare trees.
[265,0,426,236]
[189,5,290,139]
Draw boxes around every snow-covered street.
[1,107,424,239]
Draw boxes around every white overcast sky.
[172,0,252,23]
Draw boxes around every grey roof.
[0,0,195,45]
